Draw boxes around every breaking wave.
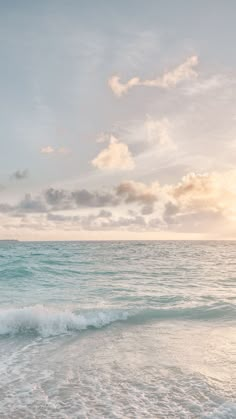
[0,305,129,337]
[0,301,235,337]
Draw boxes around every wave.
[130,302,236,323]
[0,302,235,337]
[0,306,129,337]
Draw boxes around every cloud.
[45,210,147,232]
[92,135,135,170]
[17,194,48,213]
[109,76,139,97]
[164,210,227,233]
[0,195,47,215]
[96,133,110,143]
[40,146,71,154]
[162,202,179,224]
[44,187,118,209]
[44,188,70,209]
[169,171,236,217]
[1,169,236,236]
[10,169,29,180]
[40,146,55,154]
[109,55,198,97]
[72,189,118,207]
[117,180,158,204]
[116,170,236,227]
[0,187,118,216]
[184,74,229,96]
[145,116,176,150]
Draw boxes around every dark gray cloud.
[44,188,71,209]
[0,187,118,216]
[0,196,47,214]
[97,209,113,218]
[0,183,156,217]
[163,201,179,224]
[10,169,29,180]
[141,205,154,215]
[44,187,118,209]
[72,189,118,207]
[17,194,47,213]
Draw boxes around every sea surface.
[0,241,235,418]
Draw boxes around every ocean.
[0,241,235,418]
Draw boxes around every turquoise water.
[0,241,235,418]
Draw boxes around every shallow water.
[0,241,235,418]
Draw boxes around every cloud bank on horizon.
[0,1,236,240]
[1,169,236,239]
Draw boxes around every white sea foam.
[0,305,129,337]
[203,402,236,418]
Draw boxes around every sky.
[1,0,236,240]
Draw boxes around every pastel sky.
[1,0,236,240]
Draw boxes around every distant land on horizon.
[0,239,235,243]
[0,239,19,242]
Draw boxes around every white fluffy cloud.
[169,170,236,219]
[92,135,135,170]
[109,55,198,97]
[115,170,236,231]
[120,170,236,220]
